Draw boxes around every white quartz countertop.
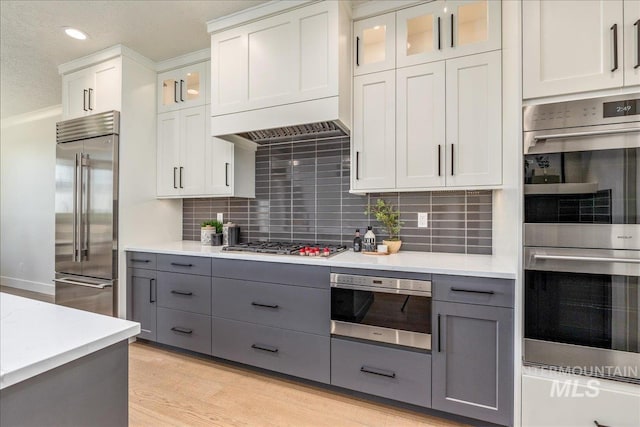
[0,293,140,389]
[126,241,516,279]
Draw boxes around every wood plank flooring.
[1,287,467,427]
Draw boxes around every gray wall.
[183,136,492,255]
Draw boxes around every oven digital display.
[603,99,639,117]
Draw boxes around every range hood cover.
[236,120,349,145]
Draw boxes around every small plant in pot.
[201,220,224,246]
[365,199,403,253]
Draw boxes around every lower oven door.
[524,247,640,382]
[331,284,431,350]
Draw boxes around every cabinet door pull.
[170,262,194,267]
[131,258,150,263]
[450,13,455,48]
[174,81,178,103]
[594,421,611,427]
[437,145,442,176]
[251,302,279,309]
[88,88,93,110]
[171,326,193,335]
[437,17,441,50]
[251,343,278,353]
[180,80,184,102]
[171,290,193,296]
[173,167,178,189]
[356,36,360,66]
[360,366,396,379]
[611,23,619,72]
[635,19,640,69]
[451,287,495,295]
[450,144,454,175]
[83,89,88,111]
[437,313,442,352]
[149,278,156,303]
[356,151,360,180]
[179,166,184,189]
[225,162,230,187]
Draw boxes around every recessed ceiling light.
[64,27,88,40]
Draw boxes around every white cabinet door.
[179,106,206,196]
[445,0,501,59]
[396,62,446,189]
[354,12,396,75]
[523,0,624,99]
[624,0,640,86]
[158,62,207,113]
[352,71,396,191]
[63,70,93,119]
[205,137,234,196]
[91,58,121,114]
[396,1,446,68]
[156,111,181,197]
[445,51,501,187]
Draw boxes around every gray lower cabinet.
[212,317,330,384]
[432,300,513,426]
[157,307,212,355]
[331,338,431,408]
[127,267,157,341]
[157,271,212,315]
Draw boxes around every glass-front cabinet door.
[157,62,207,113]
[446,0,501,59]
[354,12,396,76]
[397,1,446,68]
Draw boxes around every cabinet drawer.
[126,252,157,270]
[331,338,431,408]
[157,254,211,276]
[157,272,211,315]
[433,275,514,308]
[212,317,330,384]
[211,259,329,288]
[212,278,329,335]
[157,307,212,355]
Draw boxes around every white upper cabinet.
[354,12,396,75]
[210,1,343,117]
[445,51,502,187]
[394,0,500,69]
[157,62,207,113]
[396,62,446,189]
[523,0,631,98]
[352,70,396,191]
[62,57,121,120]
[205,137,234,197]
[624,0,640,86]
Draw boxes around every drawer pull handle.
[594,422,610,427]
[360,366,396,379]
[171,262,194,267]
[171,290,193,296]
[171,326,193,335]
[251,302,279,309]
[131,258,150,263]
[450,288,495,295]
[251,344,278,353]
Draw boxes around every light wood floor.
[1,286,467,427]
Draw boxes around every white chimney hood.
[207,0,351,145]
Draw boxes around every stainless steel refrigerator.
[54,111,119,316]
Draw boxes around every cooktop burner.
[223,241,347,257]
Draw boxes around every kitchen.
[0,0,638,426]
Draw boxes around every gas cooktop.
[222,241,347,257]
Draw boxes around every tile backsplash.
[183,136,492,255]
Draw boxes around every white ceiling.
[0,0,269,118]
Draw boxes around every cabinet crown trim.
[206,0,315,34]
[156,49,210,73]
[58,44,156,75]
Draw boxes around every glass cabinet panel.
[396,2,445,68]
[362,25,387,65]
[162,78,177,107]
[354,12,396,76]
[406,14,434,57]
[456,0,489,47]
[184,71,201,102]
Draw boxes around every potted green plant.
[201,220,224,246]
[365,198,404,253]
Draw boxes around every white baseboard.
[0,276,54,295]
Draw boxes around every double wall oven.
[523,95,640,383]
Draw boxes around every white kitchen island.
[0,293,140,426]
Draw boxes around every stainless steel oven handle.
[533,254,640,264]
[331,282,432,297]
[533,127,640,141]
[53,278,113,289]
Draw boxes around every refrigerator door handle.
[73,153,79,262]
[81,153,90,261]
[53,278,113,289]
